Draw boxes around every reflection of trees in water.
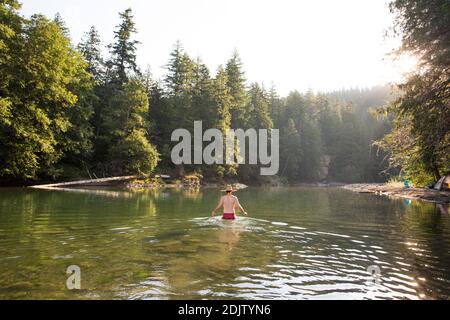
[437,204,449,215]
[399,201,450,299]
[0,188,276,299]
[1,188,449,299]
[182,188,203,201]
[0,188,161,299]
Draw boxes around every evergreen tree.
[317,96,340,157]
[148,81,173,168]
[109,128,159,176]
[163,42,195,132]
[191,57,214,127]
[0,3,401,185]
[225,50,247,128]
[102,80,159,175]
[245,83,273,129]
[160,42,196,176]
[236,84,273,181]
[78,26,104,84]
[268,84,283,128]
[107,8,140,85]
[164,41,195,96]
[53,13,70,37]
[212,67,232,132]
[330,105,366,182]
[203,66,235,177]
[279,118,302,180]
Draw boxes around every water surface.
[0,187,449,299]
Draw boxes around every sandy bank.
[343,183,450,205]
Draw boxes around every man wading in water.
[211,185,248,220]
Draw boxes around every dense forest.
[0,0,448,186]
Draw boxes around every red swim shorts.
[222,213,236,220]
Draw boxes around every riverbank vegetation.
[375,0,450,187]
[0,0,448,187]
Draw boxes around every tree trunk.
[29,176,137,189]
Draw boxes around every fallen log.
[28,176,137,189]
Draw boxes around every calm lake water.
[0,187,449,300]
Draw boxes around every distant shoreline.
[342,183,450,205]
[5,180,450,207]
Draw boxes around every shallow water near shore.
[0,187,449,300]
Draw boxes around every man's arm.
[235,197,248,215]
[211,197,224,217]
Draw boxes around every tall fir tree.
[279,118,302,180]
[268,84,283,128]
[246,83,273,130]
[191,57,214,126]
[102,80,159,175]
[107,8,140,85]
[78,26,104,84]
[225,50,247,128]
[53,12,70,37]
[163,41,196,142]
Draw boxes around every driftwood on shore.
[434,174,450,191]
[28,176,137,189]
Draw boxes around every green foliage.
[53,13,70,37]
[279,118,302,179]
[109,129,159,176]
[96,79,159,175]
[78,26,104,84]
[0,9,93,182]
[376,117,440,186]
[268,84,284,127]
[226,51,247,128]
[165,41,195,97]
[245,83,273,130]
[390,0,450,68]
[148,81,173,168]
[107,8,140,85]
[377,0,450,185]
[191,59,214,127]
[211,66,232,132]
[103,80,149,137]
[0,5,402,186]
[212,66,235,176]
[331,105,367,182]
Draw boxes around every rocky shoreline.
[343,183,450,205]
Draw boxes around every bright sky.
[20,0,416,96]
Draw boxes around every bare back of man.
[211,186,248,220]
[222,195,238,213]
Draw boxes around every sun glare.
[387,53,419,83]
